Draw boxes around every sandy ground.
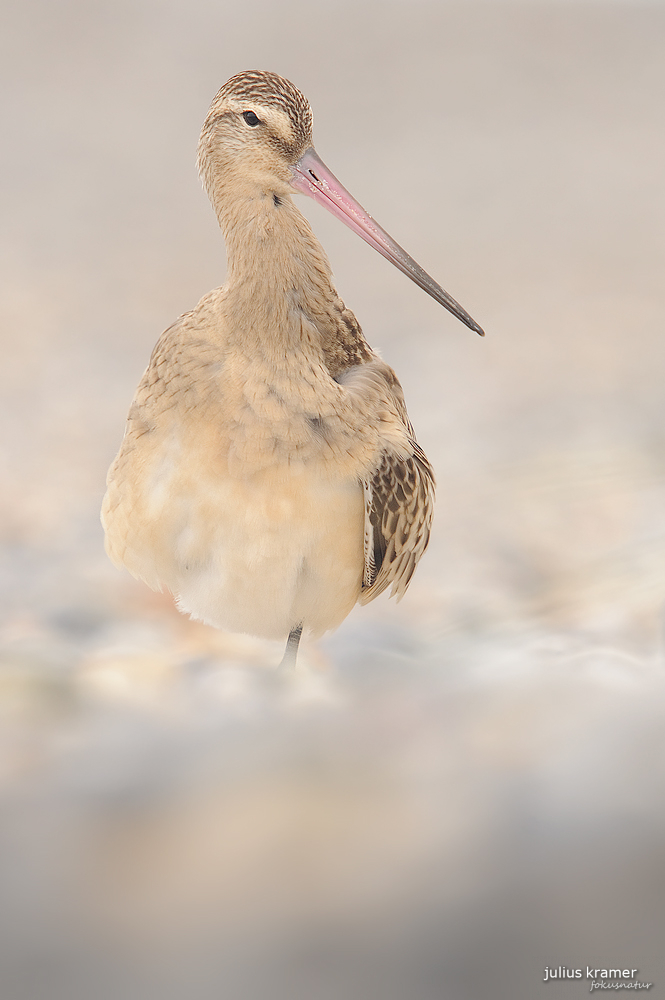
[1,1,665,997]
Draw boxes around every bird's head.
[197,70,313,204]
[198,69,484,336]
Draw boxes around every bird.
[101,70,484,669]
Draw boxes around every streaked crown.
[201,70,313,163]
[217,71,312,144]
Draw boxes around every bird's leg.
[279,622,303,670]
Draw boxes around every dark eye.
[242,110,261,127]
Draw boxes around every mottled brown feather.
[358,392,435,605]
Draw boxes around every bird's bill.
[290,146,484,336]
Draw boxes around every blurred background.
[1,0,665,997]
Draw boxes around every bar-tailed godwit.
[102,70,483,667]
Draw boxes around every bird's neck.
[217,193,373,376]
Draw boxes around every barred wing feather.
[359,440,435,605]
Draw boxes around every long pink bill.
[290,146,484,337]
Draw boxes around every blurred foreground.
[1,0,665,997]
[2,620,664,1000]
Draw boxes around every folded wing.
[359,436,435,605]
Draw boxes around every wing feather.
[359,439,435,605]
[336,356,436,606]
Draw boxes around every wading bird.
[102,70,483,668]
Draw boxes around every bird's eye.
[242,110,261,127]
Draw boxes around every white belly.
[175,465,364,638]
[104,450,365,640]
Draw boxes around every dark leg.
[279,622,303,670]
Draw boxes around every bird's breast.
[214,354,381,479]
